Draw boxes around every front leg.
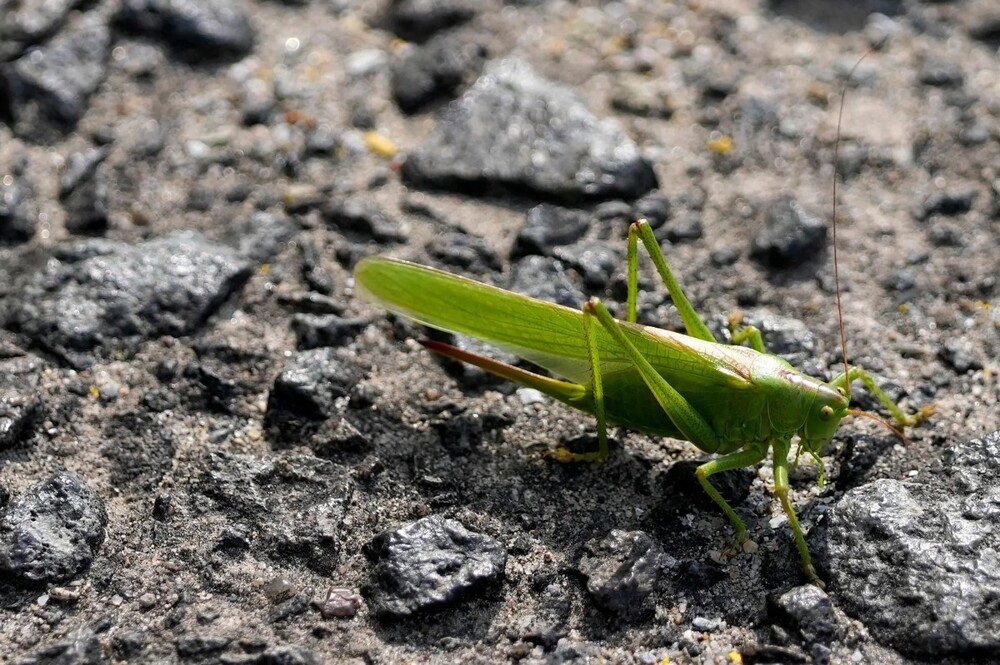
[829,365,933,427]
[773,438,823,586]
[696,442,769,551]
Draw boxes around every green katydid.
[353,64,930,586]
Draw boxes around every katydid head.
[798,384,850,454]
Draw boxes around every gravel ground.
[1,1,998,664]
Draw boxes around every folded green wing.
[354,257,750,393]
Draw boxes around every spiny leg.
[584,298,722,453]
[553,301,611,463]
[696,442,768,552]
[627,220,716,342]
[829,365,932,427]
[772,439,823,586]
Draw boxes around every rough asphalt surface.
[1,0,998,663]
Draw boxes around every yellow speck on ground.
[707,135,733,155]
[728,651,744,664]
[898,303,909,313]
[88,386,100,399]
[365,131,398,158]
[259,263,271,276]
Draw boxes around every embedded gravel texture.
[0,0,998,664]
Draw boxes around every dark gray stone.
[720,310,818,371]
[266,347,363,421]
[0,172,36,244]
[425,230,501,275]
[774,584,838,645]
[657,459,755,513]
[8,231,252,368]
[813,430,1000,658]
[384,0,476,43]
[750,197,827,269]
[403,59,657,202]
[59,146,110,236]
[0,0,83,60]
[0,354,43,450]
[0,390,40,450]
[19,625,109,665]
[510,256,585,310]
[511,205,590,260]
[0,472,107,584]
[258,645,323,665]
[920,189,975,220]
[367,515,506,618]
[633,191,672,229]
[579,530,674,620]
[175,635,232,657]
[202,452,353,575]
[291,314,369,350]
[117,0,255,60]
[553,241,623,289]
[390,33,486,113]
[322,198,407,243]
[937,338,983,373]
[4,16,110,141]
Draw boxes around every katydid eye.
[820,405,834,420]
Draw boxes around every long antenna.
[832,50,875,399]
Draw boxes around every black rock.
[0,355,43,450]
[658,459,755,512]
[633,191,672,229]
[390,33,486,113]
[425,230,501,275]
[258,645,323,665]
[366,515,507,618]
[59,146,110,236]
[774,584,838,645]
[920,190,975,220]
[8,231,252,369]
[750,197,827,269]
[175,635,232,658]
[384,0,476,43]
[322,198,407,243]
[0,0,82,60]
[919,59,964,87]
[403,58,657,202]
[553,241,623,289]
[927,221,965,247]
[0,172,36,244]
[202,452,353,575]
[510,256,585,309]
[434,412,484,456]
[236,211,299,264]
[300,240,335,295]
[20,625,108,665]
[266,347,363,421]
[0,471,107,584]
[511,205,590,260]
[721,310,818,371]
[4,16,110,141]
[661,215,703,243]
[291,314,369,349]
[937,338,983,373]
[117,0,256,61]
[0,390,39,449]
[813,430,1000,658]
[578,530,674,621]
